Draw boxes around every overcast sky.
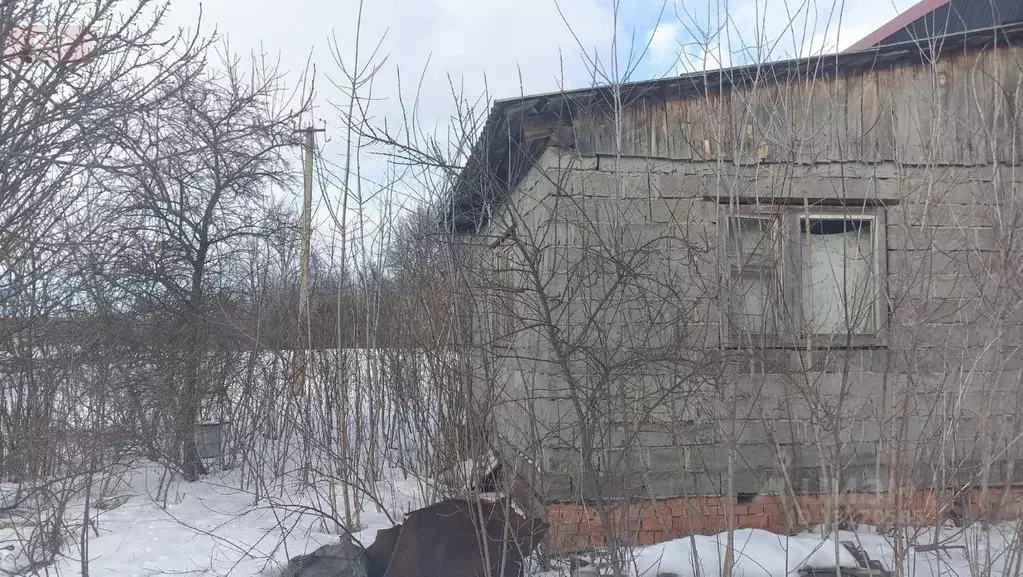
[163,0,919,110]
[161,0,920,243]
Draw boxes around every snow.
[823,524,1023,577]
[5,432,1023,577]
[631,529,858,577]
[0,463,425,576]
[5,465,1023,577]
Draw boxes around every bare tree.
[0,0,207,484]
[106,51,309,479]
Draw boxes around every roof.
[846,0,1023,51]
[445,22,1023,234]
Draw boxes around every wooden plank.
[613,101,631,156]
[624,97,645,156]
[816,73,841,162]
[649,95,669,157]
[984,48,1021,164]
[1005,46,1023,164]
[633,98,651,156]
[689,89,711,160]
[947,53,973,164]
[959,50,990,165]
[859,70,880,162]
[714,90,734,162]
[977,49,1004,165]
[980,49,1003,165]
[803,76,824,163]
[1011,46,1023,163]
[929,58,955,164]
[888,64,910,163]
[753,80,787,164]
[842,72,863,162]
[792,77,814,164]
[874,68,897,162]
[572,108,596,155]
[912,62,945,164]
[897,63,927,165]
[521,112,560,141]
[913,544,966,554]
[665,94,694,160]
[730,84,754,164]
[650,95,666,156]
[589,105,618,156]
[746,80,765,162]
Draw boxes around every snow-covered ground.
[0,463,425,577]
[4,464,1023,577]
[630,529,857,577]
[631,523,1023,577]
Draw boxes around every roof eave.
[844,0,953,52]
[448,22,1023,234]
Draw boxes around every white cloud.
[648,22,679,65]
[794,0,922,56]
[644,0,924,71]
[163,0,924,143]
[726,0,921,58]
[167,0,616,122]
[162,0,621,231]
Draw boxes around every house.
[449,10,1023,551]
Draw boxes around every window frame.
[489,227,517,349]
[720,205,787,343]
[720,203,888,349]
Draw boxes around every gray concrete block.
[641,471,677,498]
[544,475,576,501]
[732,468,772,493]
[689,446,730,471]
[647,446,686,472]
[793,468,822,494]
[537,149,599,172]
[544,447,580,474]
[674,471,728,496]
[598,156,680,175]
[735,445,782,469]
[634,428,674,448]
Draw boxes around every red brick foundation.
[546,488,1023,552]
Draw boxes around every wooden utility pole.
[294,126,324,396]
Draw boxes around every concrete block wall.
[487,148,1023,505]
[482,42,1023,525]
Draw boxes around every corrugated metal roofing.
[848,0,1023,50]
[845,0,952,51]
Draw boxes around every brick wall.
[546,488,1023,553]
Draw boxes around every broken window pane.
[726,217,774,265]
[729,269,777,335]
[799,217,876,335]
[726,217,777,335]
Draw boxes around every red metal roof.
[845,0,951,51]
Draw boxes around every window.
[723,205,886,346]
[490,234,516,348]
[725,216,781,336]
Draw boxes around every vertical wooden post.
[294,127,323,396]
